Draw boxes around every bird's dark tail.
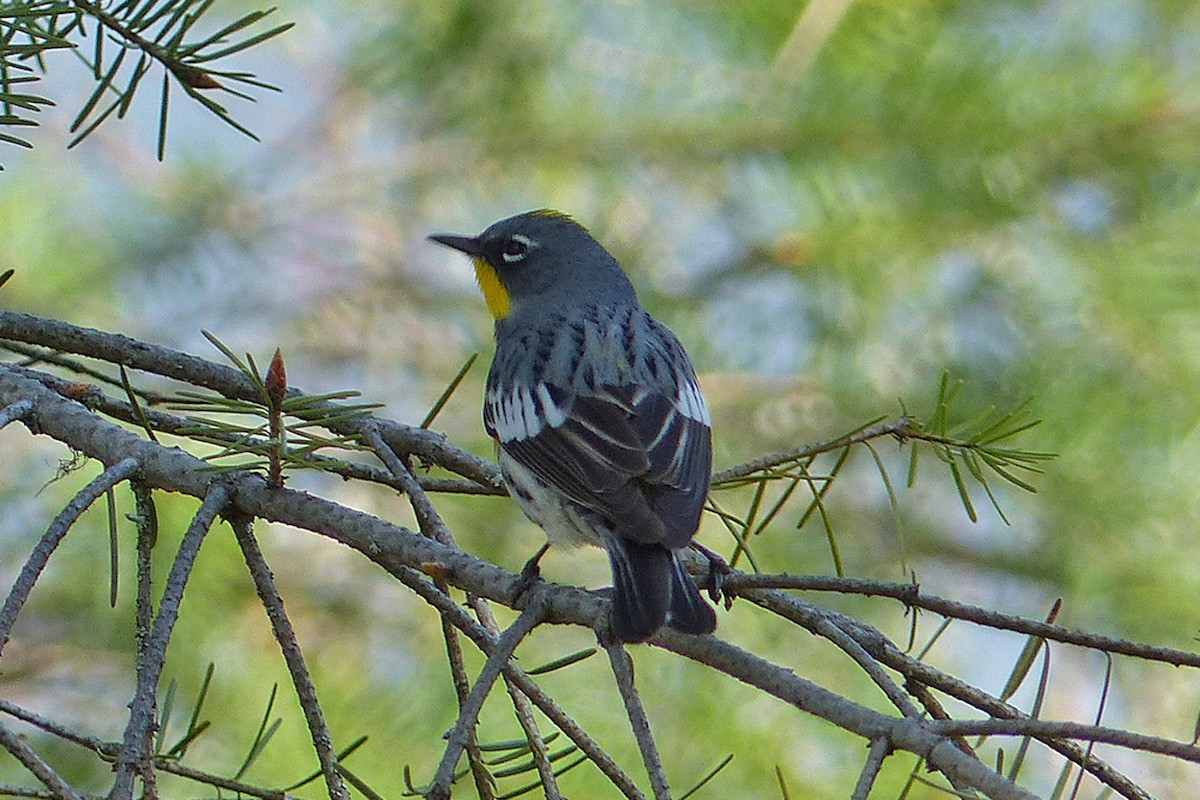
[606,538,717,643]
[665,550,718,636]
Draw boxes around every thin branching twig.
[0,720,81,800]
[0,456,140,655]
[362,424,502,797]
[430,602,547,800]
[605,643,671,800]
[471,598,562,800]
[805,609,922,719]
[112,482,232,800]
[712,417,909,484]
[654,631,1037,800]
[391,571,644,800]
[740,584,1150,800]
[929,719,1200,763]
[14,362,498,495]
[232,516,349,800]
[850,738,891,800]
[725,573,1200,667]
[0,699,289,800]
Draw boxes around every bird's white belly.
[498,450,603,549]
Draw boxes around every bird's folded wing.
[487,382,711,546]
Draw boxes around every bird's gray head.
[429,210,637,324]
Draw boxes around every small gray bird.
[430,210,717,642]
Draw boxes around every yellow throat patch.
[472,257,512,319]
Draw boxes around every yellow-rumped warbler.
[430,210,717,642]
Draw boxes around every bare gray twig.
[363,425,461,546]
[0,701,110,752]
[725,573,1200,668]
[0,456,140,656]
[654,630,1036,800]
[471,597,562,800]
[0,782,62,799]
[0,720,81,800]
[363,425,497,798]
[737,580,1149,800]
[1,339,162,402]
[0,699,287,800]
[751,587,922,719]
[126,479,162,796]
[111,482,232,800]
[437,608,497,800]
[851,737,892,800]
[12,356,501,497]
[928,719,1200,763]
[430,601,547,800]
[130,481,157,662]
[605,642,671,800]
[396,572,644,800]
[232,516,349,800]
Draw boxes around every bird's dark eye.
[501,234,533,263]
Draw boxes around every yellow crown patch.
[531,208,588,233]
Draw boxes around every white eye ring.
[502,234,535,263]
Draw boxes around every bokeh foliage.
[1,0,1199,797]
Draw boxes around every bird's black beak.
[428,233,483,257]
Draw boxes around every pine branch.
[723,573,1200,668]
[0,0,292,165]
[0,361,1042,800]
[0,313,1188,799]
[0,310,504,490]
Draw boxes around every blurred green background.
[2,0,1199,796]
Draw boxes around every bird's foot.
[512,542,551,603]
[691,541,732,608]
